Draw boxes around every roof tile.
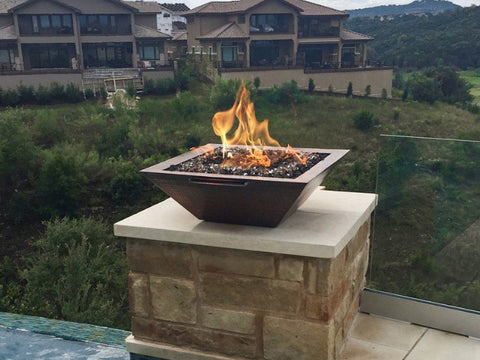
[196,22,248,40]
[134,24,171,38]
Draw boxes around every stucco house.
[180,0,392,97]
[0,0,173,89]
[182,0,371,69]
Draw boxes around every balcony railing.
[372,134,480,314]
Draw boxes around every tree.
[408,73,441,104]
[346,82,353,97]
[308,78,315,93]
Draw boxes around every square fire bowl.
[141,144,348,227]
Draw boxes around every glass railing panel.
[370,134,480,311]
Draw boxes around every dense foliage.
[1,76,480,329]
[346,6,480,69]
[397,66,473,104]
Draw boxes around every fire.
[211,83,306,168]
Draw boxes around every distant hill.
[345,5,480,69]
[347,0,460,18]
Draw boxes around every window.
[24,43,75,69]
[238,15,245,24]
[163,13,171,18]
[62,15,72,28]
[79,14,129,35]
[221,42,237,67]
[138,41,160,60]
[249,14,291,33]
[39,15,50,28]
[18,14,73,35]
[82,42,133,68]
[51,15,61,28]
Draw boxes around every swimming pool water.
[0,327,129,360]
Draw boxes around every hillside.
[346,6,480,69]
[1,80,480,326]
[347,0,460,18]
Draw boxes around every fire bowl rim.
[141,143,349,183]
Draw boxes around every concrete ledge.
[114,189,377,258]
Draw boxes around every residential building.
[182,0,371,70]
[0,0,173,89]
[158,2,188,35]
[179,0,392,97]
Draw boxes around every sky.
[151,0,480,11]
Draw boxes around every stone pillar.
[115,190,377,360]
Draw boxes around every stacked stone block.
[127,219,370,360]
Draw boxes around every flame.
[212,83,306,168]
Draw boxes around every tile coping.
[0,311,131,347]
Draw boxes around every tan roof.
[284,0,346,16]
[171,30,187,41]
[0,0,29,13]
[134,24,170,38]
[184,0,263,15]
[341,29,372,41]
[197,22,248,40]
[1,0,137,13]
[125,1,166,13]
[0,24,16,39]
[184,0,346,16]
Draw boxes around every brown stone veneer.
[127,218,371,360]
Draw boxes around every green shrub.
[353,110,377,131]
[17,84,36,104]
[424,66,472,104]
[402,88,409,101]
[392,71,405,89]
[96,114,133,158]
[346,82,353,98]
[126,84,137,98]
[174,71,189,91]
[23,217,129,329]
[184,134,201,149]
[35,85,50,104]
[308,78,315,93]
[253,76,260,90]
[263,80,306,105]
[382,88,388,99]
[328,84,334,94]
[364,85,371,97]
[143,79,155,95]
[49,82,65,103]
[37,146,87,219]
[109,161,143,204]
[210,77,242,110]
[84,88,94,100]
[64,83,83,103]
[156,78,177,95]
[0,111,40,210]
[98,87,108,100]
[32,114,65,148]
[393,107,401,121]
[172,91,200,121]
[3,89,20,107]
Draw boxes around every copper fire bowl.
[141,144,348,227]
